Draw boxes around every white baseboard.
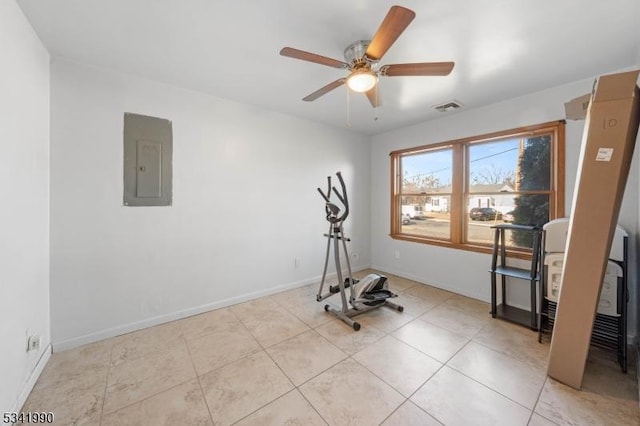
[53,265,371,352]
[11,344,51,413]
[370,264,488,302]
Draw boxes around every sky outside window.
[402,138,522,191]
[402,149,452,191]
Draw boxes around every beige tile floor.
[22,271,639,425]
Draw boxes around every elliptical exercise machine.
[316,172,403,330]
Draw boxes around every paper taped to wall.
[564,93,591,120]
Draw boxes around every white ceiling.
[17,0,640,135]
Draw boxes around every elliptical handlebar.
[317,176,331,203]
[334,172,349,221]
[317,172,349,223]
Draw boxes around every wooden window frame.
[390,120,565,259]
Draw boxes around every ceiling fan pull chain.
[374,85,379,121]
[348,88,352,127]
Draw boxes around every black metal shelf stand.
[489,224,542,330]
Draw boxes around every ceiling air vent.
[433,100,463,112]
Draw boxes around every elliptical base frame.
[323,297,404,331]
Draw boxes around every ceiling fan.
[280,5,455,107]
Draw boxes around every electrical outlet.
[351,252,360,261]
[294,257,300,269]
[394,249,400,259]
[27,335,40,352]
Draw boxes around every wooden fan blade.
[380,62,455,77]
[303,79,346,101]
[365,87,381,107]
[280,47,348,69]
[365,6,416,61]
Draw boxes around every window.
[391,121,565,257]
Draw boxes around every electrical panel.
[123,113,172,206]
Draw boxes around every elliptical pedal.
[362,289,395,306]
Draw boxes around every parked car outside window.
[469,207,503,221]
[402,204,424,219]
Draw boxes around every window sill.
[389,233,534,260]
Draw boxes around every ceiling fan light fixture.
[347,69,378,93]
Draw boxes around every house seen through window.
[391,121,565,256]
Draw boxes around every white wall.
[0,0,51,414]
[371,75,640,338]
[50,59,370,350]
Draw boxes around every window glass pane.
[469,139,519,193]
[518,135,551,191]
[401,149,452,194]
[466,203,502,245]
[401,195,451,240]
[469,135,551,193]
[511,194,549,227]
[466,194,550,248]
